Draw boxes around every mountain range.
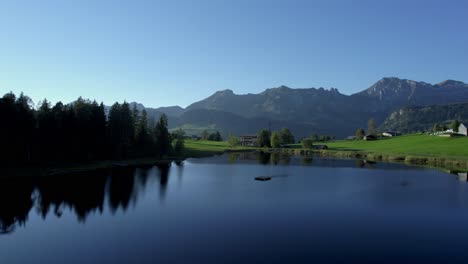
[131,77,468,138]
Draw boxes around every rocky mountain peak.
[436,80,467,87]
[213,89,235,96]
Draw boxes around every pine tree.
[154,114,171,157]
[257,129,271,148]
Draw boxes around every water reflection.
[190,152,431,171]
[0,164,171,234]
[257,151,271,165]
[226,152,388,169]
[227,152,293,165]
[0,152,430,234]
[449,171,468,182]
[3,153,468,264]
[157,163,171,200]
[301,156,313,165]
[459,172,468,182]
[355,159,376,169]
[0,177,34,234]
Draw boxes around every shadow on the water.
[0,163,174,234]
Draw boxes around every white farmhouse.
[458,123,467,136]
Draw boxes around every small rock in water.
[255,176,271,181]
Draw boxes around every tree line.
[0,92,183,166]
[255,128,295,148]
[200,130,223,141]
[225,128,337,149]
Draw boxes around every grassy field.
[186,135,468,159]
[324,134,468,159]
[280,134,468,170]
[184,139,255,157]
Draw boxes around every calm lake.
[2,152,468,263]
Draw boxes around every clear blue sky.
[1,0,467,108]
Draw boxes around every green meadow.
[186,134,468,160]
[184,139,253,157]
[325,134,468,159]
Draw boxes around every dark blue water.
[1,153,468,264]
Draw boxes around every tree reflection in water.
[0,177,35,234]
[157,162,171,201]
[0,163,172,234]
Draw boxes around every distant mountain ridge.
[381,102,468,133]
[353,77,468,115]
[124,77,468,138]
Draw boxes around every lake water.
[2,152,468,263]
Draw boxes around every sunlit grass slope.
[325,134,468,158]
[184,140,253,157]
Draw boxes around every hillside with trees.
[380,102,468,133]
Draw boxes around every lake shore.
[184,136,468,171]
[4,135,468,177]
[271,148,468,172]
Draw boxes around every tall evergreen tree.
[257,129,271,148]
[154,114,171,157]
[136,109,152,154]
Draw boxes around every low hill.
[381,102,468,133]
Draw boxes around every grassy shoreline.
[4,135,468,177]
[282,134,468,171]
[275,148,468,171]
[185,136,468,171]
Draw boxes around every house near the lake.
[382,131,401,137]
[364,134,377,141]
[438,123,468,137]
[239,135,258,146]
